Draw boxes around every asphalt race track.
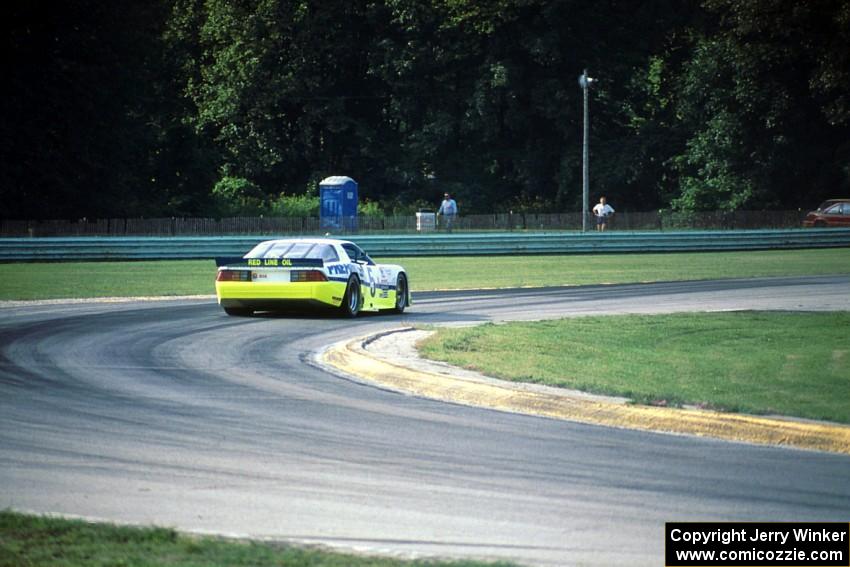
[2,276,849,566]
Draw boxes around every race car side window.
[302,244,339,261]
[342,243,374,265]
[359,247,375,265]
[342,244,357,262]
[317,245,339,262]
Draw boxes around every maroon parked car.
[802,199,850,227]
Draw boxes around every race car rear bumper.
[216,281,346,310]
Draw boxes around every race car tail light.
[216,270,251,282]
[290,270,328,282]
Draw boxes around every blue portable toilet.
[319,176,358,232]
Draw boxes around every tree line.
[3,0,849,220]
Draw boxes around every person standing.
[592,196,615,231]
[437,192,458,232]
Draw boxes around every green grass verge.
[0,260,214,300]
[0,511,516,567]
[417,312,850,423]
[392,248,850,290]
[1,248,849,300]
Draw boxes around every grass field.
[0,511,516,567]
[1,248,849,300]
[392,247,850,290]
[417,312,850,423]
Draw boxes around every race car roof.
[254,237,353,247]
[243,238,361,262]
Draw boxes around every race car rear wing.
[215,257,324,268]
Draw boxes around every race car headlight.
[290,270,328,282]
[216,270,251,282]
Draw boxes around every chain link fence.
[0,210,811,237]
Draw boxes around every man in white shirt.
[592,196,615,231]
[437,192,458,232]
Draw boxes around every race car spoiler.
[215,257,324,268]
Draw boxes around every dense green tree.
[2,0,848,220]
[2,1,154,218]
[669,0,850,211]
[372,0,698,212]
[168,0,399,200]
[1,0,218,219]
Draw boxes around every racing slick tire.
[393,273,408,314]
[223,307,253,317]
[340,275,362,317]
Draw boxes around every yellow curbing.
[322,332,850,455]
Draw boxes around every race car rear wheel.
[223,307,253,317]
[393,274,408,314]
[340,275,362,317]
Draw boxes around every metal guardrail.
[1,229,848,261]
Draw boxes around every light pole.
[578,69,595,232]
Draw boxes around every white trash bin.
[416,211,436,232]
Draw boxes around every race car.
[215,238,410,317]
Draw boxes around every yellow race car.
[215,238,410,317]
